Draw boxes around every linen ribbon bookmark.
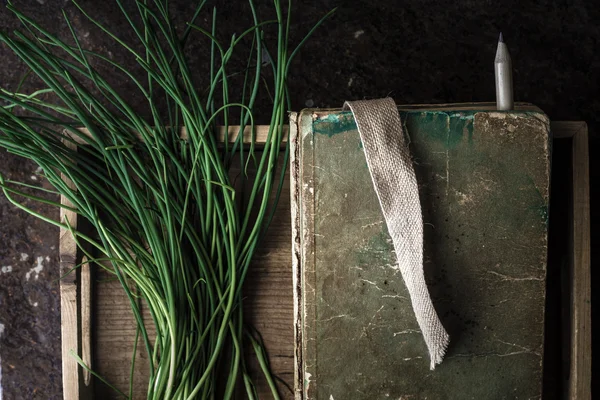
[343,98,449,369]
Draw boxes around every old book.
[290,105,550,399]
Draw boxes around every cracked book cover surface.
[291,108,550,399]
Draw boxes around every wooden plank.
[93,267,154,399]
[87,158,293,399]
[243,162,294,398]
[567,123,591,400]
[550,121,586,139]
[69,125,290,145]
[59,140,82,400]
[549,121,592,399]
[80,256,92,387]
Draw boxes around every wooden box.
[58,105,591,399]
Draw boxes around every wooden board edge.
[66,125,290,145]
[80,256,92,387]
[59,140,82,400]
[550,121,587,139]
[567,123,592,400]
[549,121,591,398]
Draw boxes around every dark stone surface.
[0,0,597,398]
[0,155,62,399]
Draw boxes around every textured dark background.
[0,0,597,399]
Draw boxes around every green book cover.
[290,106,551,399]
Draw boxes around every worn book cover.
[290,105,551,399]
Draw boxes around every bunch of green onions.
[0,1,332,398]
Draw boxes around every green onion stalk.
[0,1,333,398]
